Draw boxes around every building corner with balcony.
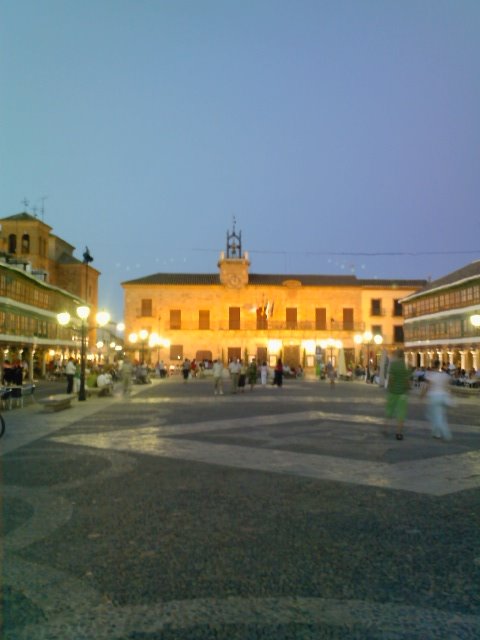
[0,211,119,380]
[122,224,427,373]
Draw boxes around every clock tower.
[218,219,250,288]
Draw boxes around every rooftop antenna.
[39,196,48,221]
[21,198,29,211]
[32,206,38,218]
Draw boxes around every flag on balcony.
[265,301,274,318]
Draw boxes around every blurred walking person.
[422,360,453,441]
[247,358,258,390]
[121,357,134,397]
[385,349,411,440]
[260,361,268,386]
[228,358,241,394]
[65,357,76,394]
[182,358,190,382]
[212,359,224,395]
[273,358,284,387]
[326,361,336,387]
[238,359,247,392]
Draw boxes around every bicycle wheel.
[0,414,5,438]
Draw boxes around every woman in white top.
[260,361,268,386]
[423,360,453,441]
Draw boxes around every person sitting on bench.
[97,371,113,395]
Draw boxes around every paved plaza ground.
[1,375,480,639]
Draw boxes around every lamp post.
[149,334,171,368]
[354,331,383,383]
[57,306,110,401]
[319,338,342,368]
[128,332,138,360]
[138,329,149,363]
[128,330,150,363]
[77,306,91,400]
[327,338,342,366]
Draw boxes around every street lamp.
[354,331,383,383]
[138,329,149,363]
[128,330,149,363]
[128,330,148,363]
[149,334,171,366]
[128,332,138,360]
[319,338,342,367]
[328,338,342,365]
[57,306,110,401]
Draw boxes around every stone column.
[472,349,478,371]
[29,349,34,382]
[41,350,47,379]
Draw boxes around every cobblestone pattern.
[2,379,480,638]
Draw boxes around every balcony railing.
[404,327,480,341]
[165,320,366,332]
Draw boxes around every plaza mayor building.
[122,226,426,372]
[402,259,480,372]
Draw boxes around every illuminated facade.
[122,227,425,370]
[0,212,100,306]
[0,212,106,378]
[402,260,480,371]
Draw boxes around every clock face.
[227,273,242,287]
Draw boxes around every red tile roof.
[122,272,426,288]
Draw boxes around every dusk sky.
[2,0,479,322]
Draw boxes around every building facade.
[402,260,480,371]
[0,212,107,379]
[122,227,426,371]
[0,212,100,306]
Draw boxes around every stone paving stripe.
[52,424,480,496]
[14,596,480,639]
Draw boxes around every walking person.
[121,357,133,397]
[247,358,258,391]
[422,360,454,441]
[228,358,241,394]
[190,359,197,378]
[273,358,284,387]
[182,358,190,382]
[385,349,411,440]
[65,357,76,394]
[73,360,81,394]
[238,359,247,392]
[260,361,268,386]
[326,361,336,387]
[212,359,224,395]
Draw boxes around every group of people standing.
[2,360,28,386]
[210,357,285,395]
[65,357,117,395]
